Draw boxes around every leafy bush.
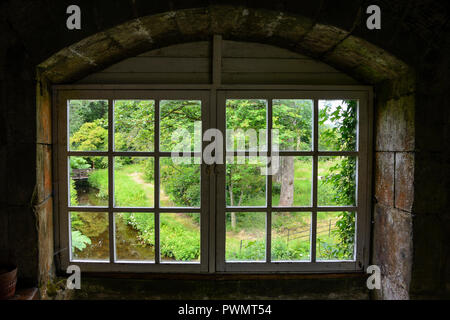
[321,100,357,258]
[71,230,91,252]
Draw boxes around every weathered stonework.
[372,204,413,300]
[297,24,349,57]
[395,153,415,212]
[3,2,448,300]
[410,213,450,298]
[39,6,411,86]
[73,276,369,300]
[376,95,415,152]
[374,152,395,207]
[36,144,52,204]
[36,198,54,290]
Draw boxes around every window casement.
[54,87,372,274]
[53,37,372,275]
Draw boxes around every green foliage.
[159,216,200,261]
[70,157,90,170]
[273,100,312,150]
[321,100,357,259]
[160,100,201,151]
[70,119,108,151]
[160,159,200,207]
[87,168,109,201]
[271,239,310,260]
[70,179,79,206]
[126,212,200,261]
[226,239,265,261]
[68,98,356,261]
[69,100,108,135]
[71,230,91,252]
[114,100,155,151]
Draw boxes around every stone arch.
[37,6,411,84]
[35,5,416,299]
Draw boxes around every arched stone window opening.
[35,6,415,299]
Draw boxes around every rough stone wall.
[0,0,449,299]
[373,73,416,299]
[410,40,450,299]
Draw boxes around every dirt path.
[128,171,172,205]
[127,171,196,229]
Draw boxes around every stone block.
[376,71,416,101]
[324,35,409,83]
[267,11,314,46]
[374,152,395,207]
[105,18,156,58]
[139,11,180,48]
[68,31,125,68]
[175,7,211,40]
[209,5,251,39]
[39,49,96,84]
[415,94,449,152]
[297,24,349,57]
[413,151,449,214]
[4,79,36,145]
[375,95,415,152]
[372,204,413,299]
[8,206,39,285]
[410,213,450,296]
[36,144,52,204]
[6,143,36,206]
[36,75,52,145]
[395,152,414,212]
[36,198,54,286]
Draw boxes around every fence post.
[240,240,243,254]
[287,228,290,243]
[328,219,331,236]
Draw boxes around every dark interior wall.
[0,0,449,299]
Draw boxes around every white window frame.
[52,37,373,274]
[216,90,372,273]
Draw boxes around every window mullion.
[154,98,161,264]
[108,98,115,263]
[311,99,319,263]
[266,98,273,264]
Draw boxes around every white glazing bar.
[266,98,273,263]
[154,99,161,264]
[108,99,115,263]
[311,99,319,263]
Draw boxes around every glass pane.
[160,157,201,208]
[160,100,202,152]
[226,99,267,151]
[69,156,108,207]
[316,211,355,261]
[226,212,266,262]
[226,156,266,207]
[114,100,154,152]
[319,100,357,151]
[70,212,109,261]
[160,213,200,263]
[318,156,357,206]
[273,99,313,151]
[114,157,154,208]
[115,212,155,262]
[272,212,311,261]
[272,156,312,207]
[68,100,108,151]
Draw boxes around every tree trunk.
[279,156,294,206]
[229,181,236,230]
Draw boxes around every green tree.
[322,100,357,259]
